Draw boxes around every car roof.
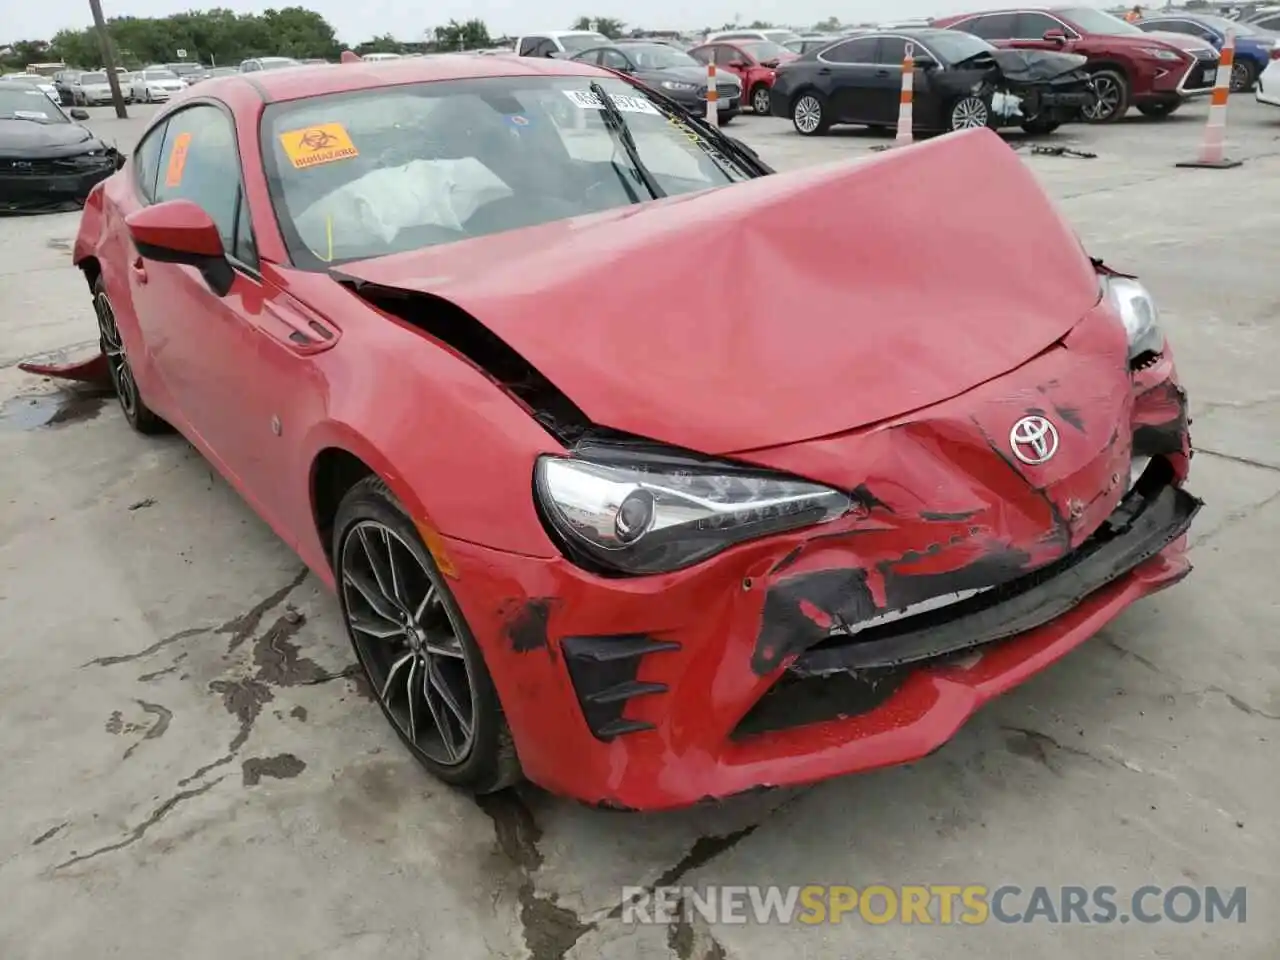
[199,53,609,104]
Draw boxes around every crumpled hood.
[0,119,97,156]
[336,128,1102,455]
[987,48,1089,81]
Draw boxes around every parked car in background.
[1258,48,1280,104]
[934,6,1220,122]
[207,66,240,79]
[53,69,81,105]
[361,52,403,61]
[239,57,302,72]
[771,29,1095,135]
[515,31,610,57]
[1248,9,1280,29]
[571,40,742,122]
[0,84,121,213]
[129,68,187,103]
[71,71,115,105]
[784,34,845,55]
[706,28,802,46]
[688,39,797,114]
[1,73,60,104]
[1136,13,1279,90]
[166,62,209,85]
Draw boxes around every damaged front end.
[0,144,123,216]
[963,49,1099,129]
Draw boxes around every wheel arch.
[1087,59,1132,86]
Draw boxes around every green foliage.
[570,16,626,39]
[9,7,344,69]
[432,18,491,51]
[356,34,405,55]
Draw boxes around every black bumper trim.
[561,634,679,741]
[791,476,1201,676]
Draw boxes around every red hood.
[336,129,1101,455]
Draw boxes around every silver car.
[129,68,187,103]
[71,71,114,105]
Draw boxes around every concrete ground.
[1,96,1277,960]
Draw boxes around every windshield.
[739,40,790,61]
[626,44,698,68]
[260,58,301,70]
[559,33,610,53]
[260,75,755,269]
[146,70,179,80]
[0,87,67,122]
[925,31,996,62]
[1057,7,1144,35]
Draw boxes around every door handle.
[130,256,147,284]
[817,67,831,75]
[875,69,892,77]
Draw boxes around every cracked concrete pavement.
[1,98,1277,959]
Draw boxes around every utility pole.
[88,0,128,119]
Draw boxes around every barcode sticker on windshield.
[561,89,659,115]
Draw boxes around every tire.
[1020,117,1061,135]
[1231,59,1256,93]
[334,476,522,795]
[1136,100,1181,118]
[790,91,830,136]
[948,95,992,131]
[750,83,772,115]
[92,277,168,435]
[1081,68,1129,123]
[717,109,736,126]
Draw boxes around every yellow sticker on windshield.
[278,122,359,169]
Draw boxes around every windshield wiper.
[589,81,665,200]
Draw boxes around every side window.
[960,13,1017,40]
[154,104,257,268]
[132,122,168,201]
[518,36,543,56]
[600,49,630,69]
[689,46,712,64]
[532,39,558,58]
[875,37,909,65]
[1015,13,1065,38]
[822,38,878,63]
[1257,15,1280,31]
[715,45,744,65]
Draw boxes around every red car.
[32,55,1199,811]
[934,6,1221,121]
[688,39,797,115]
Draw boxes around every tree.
[432,18,491,51]
[356,34,404,55]
[0,39,54,69]
[571,16,625,39]
[812,17,842,32]
[747,20,775,28]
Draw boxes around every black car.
[769,28,1096,136]
[571,41,743,123]
[0,86,123,214]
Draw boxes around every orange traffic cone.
[705,62,719,128]
[1177,31,1243,169]
[895,43,915,146]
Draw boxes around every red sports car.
[33,54,1199,811]
[687,39,797,115]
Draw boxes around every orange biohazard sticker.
[164,131,192,187]
[278,122,359,169]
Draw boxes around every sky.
[10,0,1122,46]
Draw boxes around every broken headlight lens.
[1103,275,1164,361]
[535,454,850,575]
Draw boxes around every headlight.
[1102,274,1164,361]
[535,452,851,575]
[660,80,698,92]
[1140,47,1184,61]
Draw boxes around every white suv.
[515,31,610,57]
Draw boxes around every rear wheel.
[92,277,167,435]
[791,91,830,136]
[751,83,772,115]
[1136,100,1181,118]
[334,476,521,794]
[1082,69,1129,123]
[1231,59,1256,93]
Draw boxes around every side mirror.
[69,107,90,120]
[126,199,234,297]
[1043,29,1067,44]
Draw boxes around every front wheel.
[751,84,772,115]
[791,91,830,136]
[948,95,992,131]
[1136,100,1181,118]
[1231,60,1256,93]
[334,476,522,794]
[1082,69,1130,123]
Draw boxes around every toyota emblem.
[1010,415,1060,465]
